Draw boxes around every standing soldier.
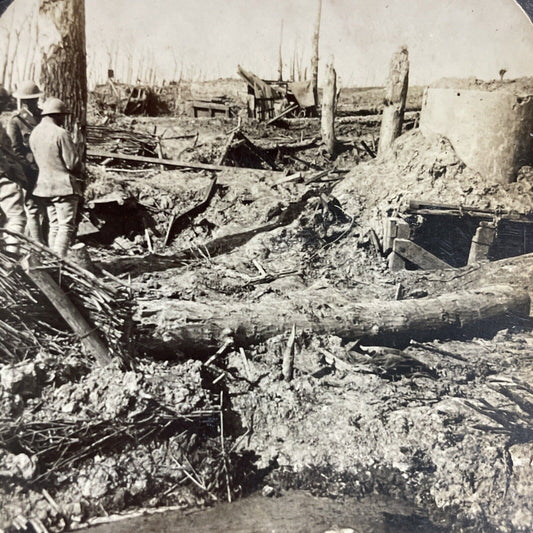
[29,97,81,258]
[0,101,28,256]
[7,80,43,242]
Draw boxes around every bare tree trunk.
[38,0,87,152]
[378,46,409,156]
[310,0,322,108]
[138,284,530,355]
[321,61,337,157]
[6,28,22,91]
[278,20,283,82]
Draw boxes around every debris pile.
[0,230,134,365]
[0,358,248,529]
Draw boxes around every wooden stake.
[21,254,112,366]
[282,324,296,382]
[321,61,337,157]
[378,46,409,156]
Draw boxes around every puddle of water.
[83,490,443,533]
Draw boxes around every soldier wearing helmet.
[0,95,28,256]
[29,97,81,258]
[7,80,43,242]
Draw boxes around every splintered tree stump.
[138,284,530,355]
[321,62,337,157]
[378,46,409,156]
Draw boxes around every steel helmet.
[13,80,43,100]
[41,97,70,116]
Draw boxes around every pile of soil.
[0,354,250,530]
[334,129,533,229]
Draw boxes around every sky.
[83,0,533,86]
[1,0,533,87]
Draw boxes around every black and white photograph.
[0,0,533,531]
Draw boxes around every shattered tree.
[311,0,322,108]
[378,46,409,156]
[38,0,87,150]
[321,61,337,157]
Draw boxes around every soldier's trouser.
[0,177,26,255]
[35,194,78,258]
[25,195,43,243]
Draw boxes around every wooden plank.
[163,175,218,247]
[407,199,533,223]
[87,149,283,173]
[217,131,236,165]
[393,238,452,270]
[192,101,230,112]
[385,218,410,271]
[265,103,298,125]
[21,255,112,366]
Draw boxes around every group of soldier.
[0,80,81,258]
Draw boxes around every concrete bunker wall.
[420,88,533,183]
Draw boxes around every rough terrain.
[1,82,533,533]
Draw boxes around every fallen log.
[137,284,530,355]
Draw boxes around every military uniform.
[0,123,27,255]
[7,107,42,241]
[30,112,81,258]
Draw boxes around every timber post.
[321,61,337,157]
[378,46,409,156]
[21,254,112,366]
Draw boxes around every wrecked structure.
[421,79,533,183]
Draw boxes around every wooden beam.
[407,199,533,224]
[393,238,452,270]
[21,254,112,366]
[266,103,298,125]
[87,149,283,173]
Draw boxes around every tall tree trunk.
[310,0,322,108]
[278,20,283,82]
[378,46,409,156]
[38,0,87,152]
[321,61,337,157]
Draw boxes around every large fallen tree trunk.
[137,284,530,355]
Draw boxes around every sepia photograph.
[0,0,533,531]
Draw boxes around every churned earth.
[1,93,533,532]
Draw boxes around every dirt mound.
[334,130,533,227]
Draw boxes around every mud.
[1,86,533,533]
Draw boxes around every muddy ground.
[1,86,533,533]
